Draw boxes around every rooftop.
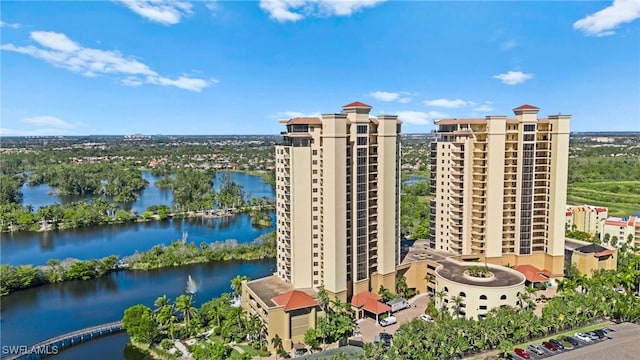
[244,275,317,309]
[436,259,525,287]
[400,240,525,287]
[272,290,318,311]
[513,264,551,283]
[342,101,372,108]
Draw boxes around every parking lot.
[511,323,640,360]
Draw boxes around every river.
[2,172,276,359]
[0,260,276,359]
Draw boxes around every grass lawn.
[512,321,614,349]
[298,345,364,359]
[567,181,640,216]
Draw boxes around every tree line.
[0,232,275,296]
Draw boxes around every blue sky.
[1,0,639,135]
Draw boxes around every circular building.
[435,259,526,319]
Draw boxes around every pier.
[2,321,123,360]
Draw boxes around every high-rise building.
[274,101,402,300]
[429,105,570,277]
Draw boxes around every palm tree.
[271,333,283,360]
[231,275,249,295]
[154,295,170,312]
[424,273,436,295]
[175,294,197,328]
[435,290,447,318]
[317,289,329,313]
[451,296,465,319]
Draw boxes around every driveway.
[352,293,432,343]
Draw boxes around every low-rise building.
[397,241,526,320]
[241,276,322,351]
[601,216,640,250]
[565,205,608,237]
[565,238,617,277]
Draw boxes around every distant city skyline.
[1,1,639,136]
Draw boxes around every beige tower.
[275,102,402,301]
[429,105,570,277]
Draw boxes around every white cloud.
[423,98,474,108]
[116,0,193,25]
[396,110,448,125]
[1,31,213,92]
[31,31,81,52]
[500,40,518,50]
[20,116,76,129]
[398,97,412,104]
[259,0,386,22]
[0,116,81,136]
[121,77,144,86]
[370,91,399,102]
[574,0,640,37]
[473,104,494,113]
[275,111,321,119]
[0,21,20,29]
[493,71,533,85]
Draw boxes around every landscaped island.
[0,231,275,296]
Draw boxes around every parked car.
[574,333,592,342]
[374,332,393,347]
[542,341,558,351]
[550,339,565,350]
[594,329,607,339]
[560,339,574,350]
[379,316,397,327]
[586,331,600,340]
[420,314,434,323]
[563,336,580,346]
[527,344,544,355]
[603,327,616,333]
[514,348,530,359]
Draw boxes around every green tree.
[123,304,157,344]
[231,275,249,295]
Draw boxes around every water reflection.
[0,259,276,351]
[2,213,275,266]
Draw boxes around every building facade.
[274,101,402,300]
[565,205,608,237]
[601,216,640,250]
[429,105,570,278]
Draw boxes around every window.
[500,295,507,300]
[479,295,487,300]
[313,262,318,266]
[357,137,367,145]
[313,242,318,247]
[459,292,466,297]
[357,125,367,134]
[479,305,487,310]
[443,287,449,293]
[312,149,318,155]
[313,271,319,275]
[524,124,535,132]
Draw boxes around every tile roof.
[513,104,540,110]
[342,101,372,108]
[514,264,551,283]
[351,291,392,315]
[351,291,381,307]
[362,299,391,315]
[271,290,318,311]
[287,117,322,125]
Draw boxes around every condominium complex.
[429,105,570,278]
[601,216,640,250]
[565,204,608,237]
[242,102,401,349]
[274,101,402,300]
